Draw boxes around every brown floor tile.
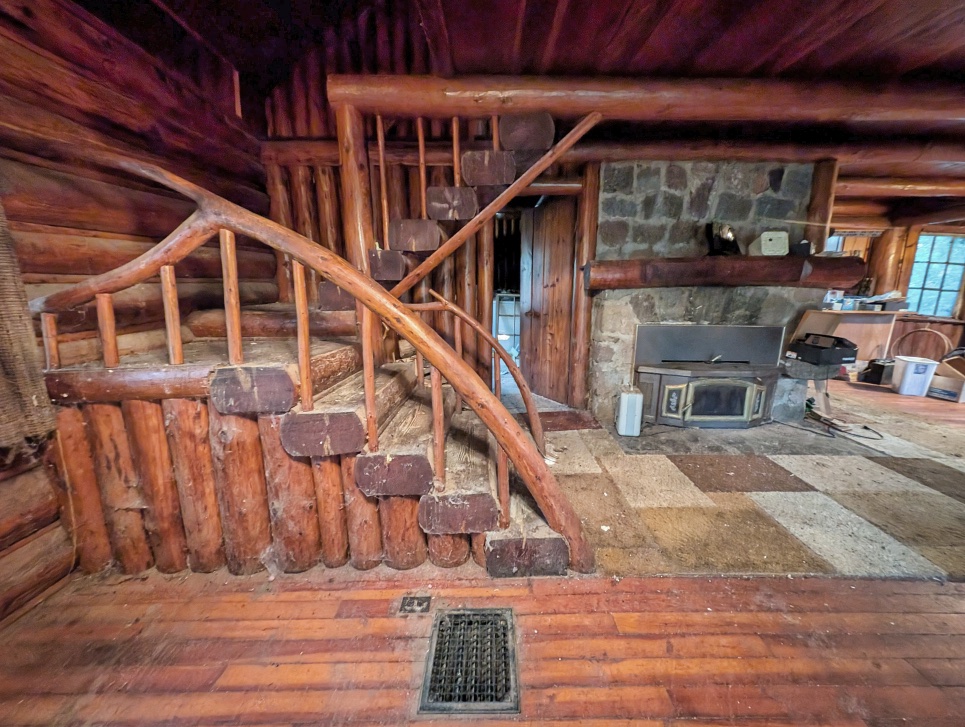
[830,491,965,548]
[870,457,965,505]
[668,455,814,493]
[917,546,965,580]
[639,506,833,574]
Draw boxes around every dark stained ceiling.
[161,0,965,91]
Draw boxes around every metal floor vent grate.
[419,608,519,714]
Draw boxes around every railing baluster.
[159,264,183,365]
[451,117,461,186]
[95,292,119,368]
[493,348,502,400]
[416,117,427,220]
[292,261,313,410]
[219,229,244,365]
[452,315,463,409]
[497,444,509,529]
[376,114,390,249]
[361,308,379,451]
[40,313,59,370]
[430,364,445,489]
[415,351,424,385]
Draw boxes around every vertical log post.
[452,117,462,186]
[427,533,470,568]
[430,365,445,488]
[258,416,322,572]
[471,532,487,568]
[336,104,381,451]
[869,227,908,295]
[160,264,184,365]
[292,261,314,410]
[122,400,188,573]
[264,152,294,303]
[417,117,428,219]
[379,497,427,570]
[805,159,840,253]
[569,162,599,408]
[51,407,112,572]
[220,229,244,365]
[84,403,154,573]
[162,399,225,572]
[340,455,383,570]
[477,220,495,384]
[376,115,391,248]
[207,403,272,574]
[95,293,119,368]
[491,114,500,151]
[312,456,350,567]
[40,313,59,369]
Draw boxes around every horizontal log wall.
[0,461,74,623]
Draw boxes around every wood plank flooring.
[1,569,963,725]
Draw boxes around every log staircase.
[31,102,602,579]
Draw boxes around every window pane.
[909,262,927,288]
[915,236,934,262]
[919,289,940,315]
[924,263,946,289]
[943,263,964,292]
[931,236,953,262]
[907,288,922,311]
[936,291,959,318]
[825,235,843,253]
[950,238,965,265]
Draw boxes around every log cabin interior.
[1,0,965,723]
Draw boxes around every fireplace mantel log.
[584,255,866,291]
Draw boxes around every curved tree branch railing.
[406,291,546,456]
[29,155,593,574]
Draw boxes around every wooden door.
[519,197,577,403]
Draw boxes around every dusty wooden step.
[418,410,500,534]
[498,112,555,150]
[354,383,459,497]
[316,281,357,311]
[280,361,417,457]
[368,249,408,281]
[388,219,445,252]
[482,490,568,578]
[209,339,362,415]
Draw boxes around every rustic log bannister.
[28,154,594,574]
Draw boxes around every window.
[906,235,965,317]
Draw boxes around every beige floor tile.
[604,455,715,508]
[768,455,934,495]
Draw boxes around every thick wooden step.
[354,383,459,497]
[426,186,478,221]
[279,361,417,457]
[418,410,500,534]
[461,150,516,186]
[368,249,408,281]
[482,490,569,578]
[209,339,362,415]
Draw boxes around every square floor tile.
[557,473,653,550]
[830,491,965,547]
[604,455,715,508]
[668,455,813,493]
[638,506,833,574]
[545,430,602,475]
[869,457,965,505]
[768,455,934,495]
[750,491,945,578]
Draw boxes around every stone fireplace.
[588,160,826,424]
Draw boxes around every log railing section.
[28,153,594,573]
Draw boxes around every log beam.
[584,255,867,291]
[837,177,965,198]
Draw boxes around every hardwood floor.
[1,569,963,725]
[829,380,965,428]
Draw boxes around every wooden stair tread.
[418,410,500,534]
[279,361,416,457]
[184,306,357,338]
[388,219,444,252]
[355,383,458,497]
[484,490,568,578]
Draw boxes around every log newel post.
[292,260,313,410]
[430,364,445,490]
[220,229,244,365]
[159,264,184,365]
[569,161,599,408]
[40,313,60,369]
[95,292,119,368]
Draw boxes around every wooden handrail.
[28,155,593,573]
[406,294,546,455]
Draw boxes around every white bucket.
[891,356,939,397]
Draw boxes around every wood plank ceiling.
[141,0,965,222]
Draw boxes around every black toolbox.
[785,334,859,366]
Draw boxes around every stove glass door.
[685,379,753,423]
